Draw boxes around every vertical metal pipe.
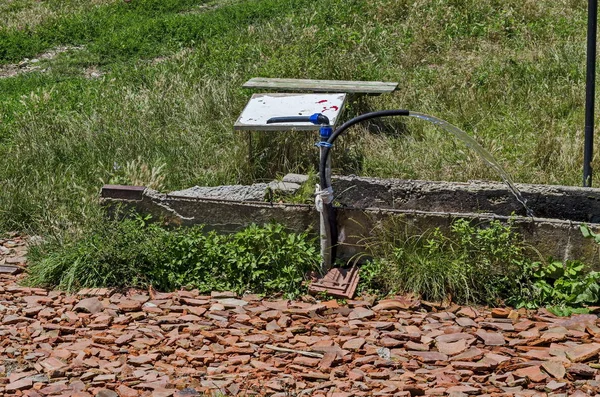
[584,0,597,187]
[318,145,333,271]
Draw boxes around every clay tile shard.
[0,265,21,275]
[542,360,566,379]
[174,388,201,397]
[513,365,548,383]
[39,357,67,372]
[435,333,474,344]
[216,298,248,308]
[451,347,484,362]
[456,317,476,327]
[557,314,597,329]
[446,385,480,395]
[452,361,495,372]
[380,337,404,348]
[457,307,478,319]
[342,337,366,351]
[372,297,419,311]
[73,297,103,314]
[116,384,139,397]
[408,351,448,363]
[128,354,158,366]
[491,308,511,318]
[348,307,375,320]
[545,379,567,392]
[567,363,597,377]
[242,333,270,344]
[5,378,33,392]
[118,299,143,312]
[565,343,600,363]
[437,339,468,356]
[475,330,505,346]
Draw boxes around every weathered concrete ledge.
[331,176,600,223]
[101,183,600,266]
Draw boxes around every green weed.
[25,214,320,297]
[525,260,600,308]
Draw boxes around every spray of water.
[409,112,534,217]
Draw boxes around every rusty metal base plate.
[308,266,360,299]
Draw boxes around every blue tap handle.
[267,113,330,125]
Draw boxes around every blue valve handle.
[266,113,330,125]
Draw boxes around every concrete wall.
[331,177,600,223]
[101,186,600,266]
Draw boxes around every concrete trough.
[100,176,600,266]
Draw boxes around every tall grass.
[0,0,593,235]
[362,218,536,304]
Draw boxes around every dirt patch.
[84,66,105,79]
[0,45,85,78]
[180,0,241,14]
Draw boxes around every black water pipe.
[318,110,411,259]
[584,0,597,187]
[318,110,410,189]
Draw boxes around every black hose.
[319,109,410,188]
[319,110,411,262]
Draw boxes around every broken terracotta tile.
[513,365,548,383]
[542,360,566,379]
[565,343,600,363]
[437,339,468,356]
[1,238,600,397]
[476,330,505,346]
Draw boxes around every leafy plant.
[546,305,591,317]
[529,260,600,307]
[357,259,384,296]
[26,214,319,298]
[504,224,600,313]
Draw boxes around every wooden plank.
[242,77,398,94]
[234,93,346,131]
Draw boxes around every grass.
[26,214,320,296]
[0,0,594,236]
[359,218,537,305]
[357,218,600,311]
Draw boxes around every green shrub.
[361,220,600,312]
[362,219,534,305]
[514,224,600,315]
[26,215,319,297]
[527,260,600,308]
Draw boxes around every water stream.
[409,112,534,217]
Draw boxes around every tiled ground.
[1,235,600,397]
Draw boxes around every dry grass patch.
[0,0,119,31]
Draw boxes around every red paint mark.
[322,105,339,112]
[317,99,328,104]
